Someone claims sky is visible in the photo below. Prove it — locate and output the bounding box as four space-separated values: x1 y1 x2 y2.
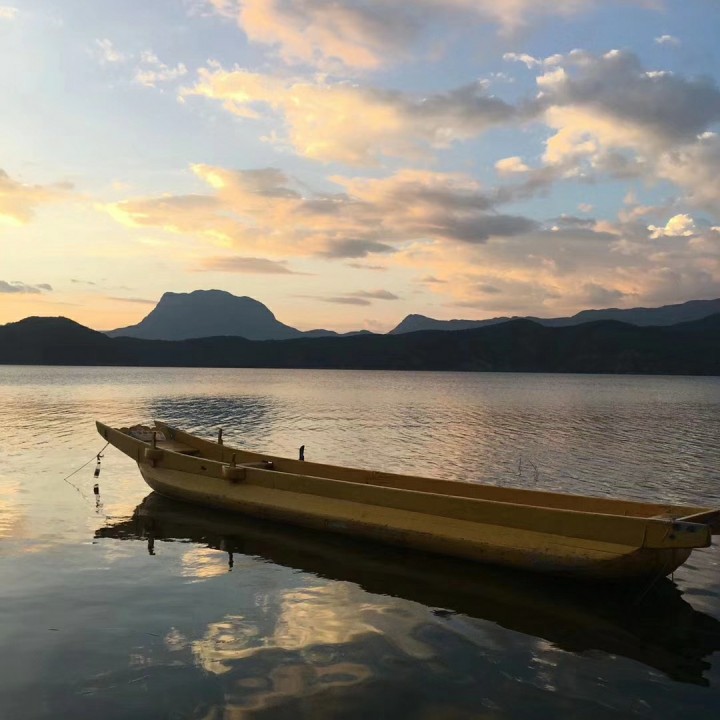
1 0 719 333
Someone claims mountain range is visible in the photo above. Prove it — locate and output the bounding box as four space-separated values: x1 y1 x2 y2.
104 290 720 340
389 298 720 334
2 313 719 375
2 290 719 374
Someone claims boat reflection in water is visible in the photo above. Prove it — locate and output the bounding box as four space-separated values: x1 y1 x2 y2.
97 493 720 687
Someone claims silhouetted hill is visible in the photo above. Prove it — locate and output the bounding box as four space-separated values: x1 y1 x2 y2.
105 289 371 340
107 289 304 341
0 317 126 365
390 314 510 334
2 314 719 374
302 329 375 338
390 298 720 334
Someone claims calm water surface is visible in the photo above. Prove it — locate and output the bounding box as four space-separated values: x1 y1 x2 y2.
1 366 719 719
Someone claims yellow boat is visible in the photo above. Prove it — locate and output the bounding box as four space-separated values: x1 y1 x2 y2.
96 420 719 582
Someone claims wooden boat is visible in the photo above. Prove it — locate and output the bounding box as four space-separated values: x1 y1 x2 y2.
96 420 719 581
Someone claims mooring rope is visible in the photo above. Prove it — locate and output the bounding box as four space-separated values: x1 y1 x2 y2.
60 442 110 500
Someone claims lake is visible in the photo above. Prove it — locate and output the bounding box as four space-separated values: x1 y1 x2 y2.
1 366 719 719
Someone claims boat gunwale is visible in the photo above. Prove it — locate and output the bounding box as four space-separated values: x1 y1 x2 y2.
154 421 717 522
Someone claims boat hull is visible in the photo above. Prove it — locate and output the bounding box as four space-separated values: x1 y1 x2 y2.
139 462 693 581
95 421 716 582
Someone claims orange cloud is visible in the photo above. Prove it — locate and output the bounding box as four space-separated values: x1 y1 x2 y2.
207 1 637 70
184 66 516 165
105 164 538 261
0 169 72 226
103 159 720 320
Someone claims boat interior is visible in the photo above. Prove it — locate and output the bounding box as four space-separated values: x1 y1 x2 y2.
142 421 719 529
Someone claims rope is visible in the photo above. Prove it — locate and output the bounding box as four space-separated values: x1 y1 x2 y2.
60 442 110 500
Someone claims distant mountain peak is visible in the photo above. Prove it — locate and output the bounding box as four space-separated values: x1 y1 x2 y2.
389 298 720 334
106 289 301 341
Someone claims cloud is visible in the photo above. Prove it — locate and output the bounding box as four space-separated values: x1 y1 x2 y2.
106 296 156 304
212 0 418 70
346 262 387 271
655 34 680 46
0 169 72 226
205 1 647 70
199 256 307 274
648 213 697 239
321 296 371 306
95 38 126 64
135 50 187 87
548 214 596 230
533 50 720 214
184 66 519 164
346 289 399 300
0 6 17 20
579 282 628 306
448 273 561 311
92 42 186 88
400 214 720 317
538 50 720 147
105 165 540 260
331 170 540 243
654 132 720 212
0 281 52 294
503 52 542 68
495 156 530 176
306 288 399 305
317 239 396 258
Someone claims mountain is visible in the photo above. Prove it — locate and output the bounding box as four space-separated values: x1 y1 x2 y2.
0 317 126 365
389 298 720 335
303 329 375 338
107 289 304 341
3 313 720 375
390 314 511 334
106 290 372 340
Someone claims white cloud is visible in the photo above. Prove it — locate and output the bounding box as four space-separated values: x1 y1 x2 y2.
135 51 188 87
0 6 17 21
95 38 126 64
503 52 542 68
655 34 680 46
495 156 530 176
648 214 697 239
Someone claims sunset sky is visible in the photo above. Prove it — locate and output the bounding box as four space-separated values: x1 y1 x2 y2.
1 0 719 332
